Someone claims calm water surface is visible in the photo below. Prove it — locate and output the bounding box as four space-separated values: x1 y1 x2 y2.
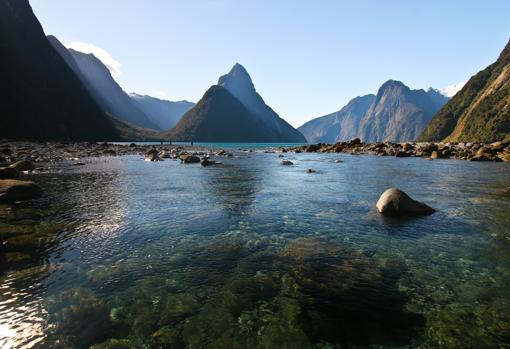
1 150 509 349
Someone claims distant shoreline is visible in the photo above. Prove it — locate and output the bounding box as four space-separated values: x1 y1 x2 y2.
1 139 509 166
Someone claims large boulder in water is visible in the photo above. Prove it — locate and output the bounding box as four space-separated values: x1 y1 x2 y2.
376 188 435 216
0 179 43 203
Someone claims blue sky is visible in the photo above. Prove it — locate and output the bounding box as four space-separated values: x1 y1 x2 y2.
31 0 510 127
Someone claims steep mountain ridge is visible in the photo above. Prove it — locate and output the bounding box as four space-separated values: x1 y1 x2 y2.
65 46 159 130
218 63 306 142
358 80 447 142
419 39 510 142
298 95 375 143
299 81 448 143
0 0 119 141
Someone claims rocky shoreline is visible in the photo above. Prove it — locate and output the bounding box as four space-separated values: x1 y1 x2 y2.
285 138 510 162
0 141 230 203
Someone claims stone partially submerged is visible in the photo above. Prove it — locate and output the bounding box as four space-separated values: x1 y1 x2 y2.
376 188 435 216
0 179 43 203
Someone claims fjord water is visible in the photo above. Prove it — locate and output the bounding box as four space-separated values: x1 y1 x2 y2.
1 151 509 349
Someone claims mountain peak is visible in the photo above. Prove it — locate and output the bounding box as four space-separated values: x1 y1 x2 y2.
379 79 407 90
218 62 255 91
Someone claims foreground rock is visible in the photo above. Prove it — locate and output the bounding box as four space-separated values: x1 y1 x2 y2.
376 188 435 216
0 179 43 203
200 158 222 166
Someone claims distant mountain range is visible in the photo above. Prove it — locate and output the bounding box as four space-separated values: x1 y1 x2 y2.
130 94 195 131
419 39 510 142
165 64 306 142
48 36 194 131
3 0 507 143
299 81 449 143
0 0 120 141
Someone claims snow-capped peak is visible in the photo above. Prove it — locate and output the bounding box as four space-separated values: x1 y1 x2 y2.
437 81 467 98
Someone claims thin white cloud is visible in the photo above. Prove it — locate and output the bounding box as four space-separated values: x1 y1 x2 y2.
155 90 167 98
66 41 122 78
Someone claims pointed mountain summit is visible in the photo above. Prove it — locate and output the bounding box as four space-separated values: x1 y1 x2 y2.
218 63 306 142
165 64 305 142
420 39 510 142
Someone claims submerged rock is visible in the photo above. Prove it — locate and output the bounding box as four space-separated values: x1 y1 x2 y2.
0 167 19 179
201 158 222 166
281 160 294 166
47 287 112 348
278 237 424 344
0 179 43 203
376 188 435 216
9 160 35 171
180 154 200 164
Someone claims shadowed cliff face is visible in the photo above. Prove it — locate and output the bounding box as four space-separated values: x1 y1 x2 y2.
163 85 271 142
0 0 119 141
419 40 510 142
299 81 448 143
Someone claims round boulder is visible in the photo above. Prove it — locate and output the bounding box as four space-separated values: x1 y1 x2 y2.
376 188 435 216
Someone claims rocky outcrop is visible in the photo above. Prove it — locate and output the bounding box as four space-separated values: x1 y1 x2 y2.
0 179 43 203
376 188 435 216
287 139 510 161
179 154 200 164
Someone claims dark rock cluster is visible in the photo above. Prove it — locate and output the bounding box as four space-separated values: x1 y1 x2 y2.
288 139 510 162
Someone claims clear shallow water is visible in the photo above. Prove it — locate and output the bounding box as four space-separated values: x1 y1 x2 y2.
1 152 509 349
